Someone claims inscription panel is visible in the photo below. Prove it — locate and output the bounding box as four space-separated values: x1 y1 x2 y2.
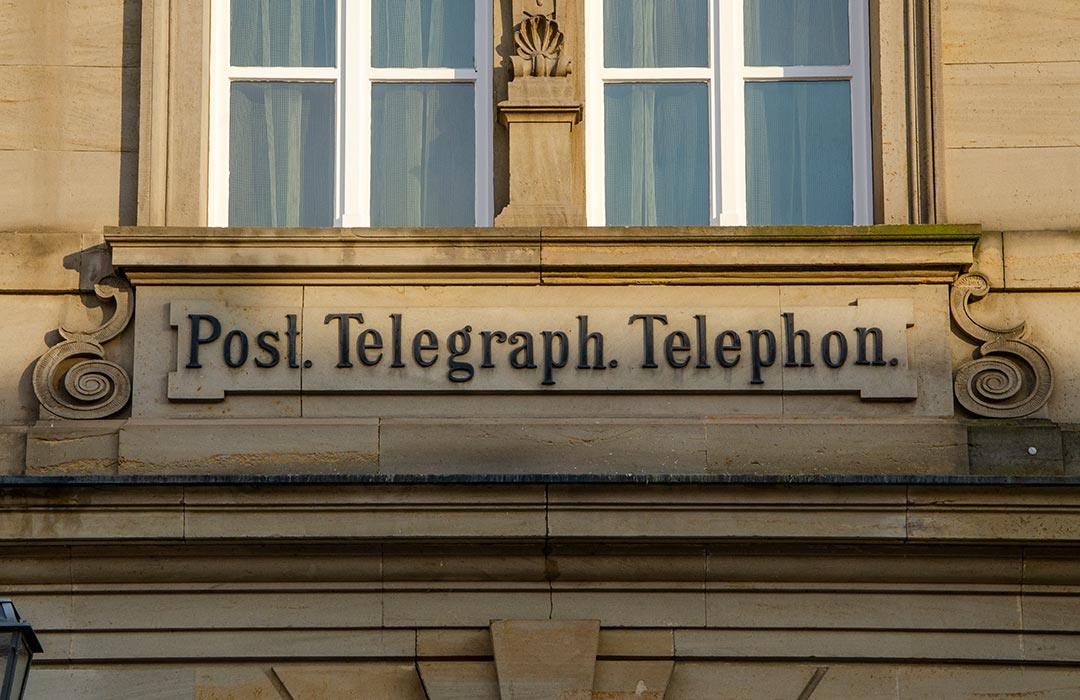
164 287 917 401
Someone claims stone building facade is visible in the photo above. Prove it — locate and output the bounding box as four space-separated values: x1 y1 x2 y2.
2 0 1080 698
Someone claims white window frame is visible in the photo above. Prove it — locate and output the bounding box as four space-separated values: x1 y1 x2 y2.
584 0 872 227
209 0 494 227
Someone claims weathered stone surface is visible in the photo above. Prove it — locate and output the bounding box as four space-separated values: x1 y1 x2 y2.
118 419 379 474
419 662 501 700
26 669 193 700
490 619 600 700
26 420 121 474
274 664 427 700
968 423 1064 475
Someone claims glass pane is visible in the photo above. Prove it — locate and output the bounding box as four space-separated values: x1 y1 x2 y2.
373 0 475 68
371 83 475 226
12 637 31 700
231 0 336 67
229 82 335 227
604 0 708 68
605 83 710 226
745 80 853 225
744 0 849 66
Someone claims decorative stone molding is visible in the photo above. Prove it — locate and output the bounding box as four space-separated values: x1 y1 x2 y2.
951 273 1053 418
511 13 572 78
33 275 134 419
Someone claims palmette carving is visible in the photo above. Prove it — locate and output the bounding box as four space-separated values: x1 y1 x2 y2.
512 13 572 77
951 273 1052 418
33 275 133 419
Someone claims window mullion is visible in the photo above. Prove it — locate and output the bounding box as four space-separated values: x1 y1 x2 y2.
208 0 231 226
850 0 873 225
585 0 605 226
719 0 747 226
344 0 371 227
474 0 494 226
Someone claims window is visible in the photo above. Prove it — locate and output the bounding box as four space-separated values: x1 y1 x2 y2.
209 0 494 227
585 0 871 227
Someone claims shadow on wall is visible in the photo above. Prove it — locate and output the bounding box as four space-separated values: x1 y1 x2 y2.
119 0 142 225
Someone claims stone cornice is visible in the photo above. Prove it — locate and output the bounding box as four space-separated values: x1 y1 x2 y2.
2 481 1078 546
105 225 981 285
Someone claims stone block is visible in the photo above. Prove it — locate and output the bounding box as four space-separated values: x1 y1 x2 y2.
908 487 1080 543
0 66 137 152
0 427 26 475
380 419 708 474
942 0 1080 64
547 485 908 542
943 62 1080 149
705 420 966 474
0 150 133 231
0 232 86 292
551 586 706 628
26 668 193 700
384 588 551 628
1003 230 1080 289
968 423 1064 476
897 665 1080 699
70 590 383 630
0 0 139 67
417 629 494 658
490 619 600 700
704 590 1021 631
118 419 379 474
182 485 547 541
418 662 501 700
26 420 121 474
944 147 1080 232
673 629 1023 662
666 663 897 700
598 630 675 659
593 660 674 700
69 629 415 661
274 664 427 700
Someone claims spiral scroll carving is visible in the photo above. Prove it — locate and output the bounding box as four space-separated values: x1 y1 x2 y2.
33 275 134 420
951 273 1053 419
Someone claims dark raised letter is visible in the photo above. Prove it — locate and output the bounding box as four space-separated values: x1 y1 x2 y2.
782 312 814 367
694 315 710 368
540 330 569 386
357 329 383 367
822 331 848 368
255 331 280 368
855 327 886 366
389 313 405 368
629 314 668 369
324 313 364 368
448 326 474 382
748 329 776 385
186 314 221 369
715 330 741 368
664 331 692 369
223 330 249 368
481 330 507 368
508 332 536 369
577 316 605 370
412 330 439 367
286 314 300 369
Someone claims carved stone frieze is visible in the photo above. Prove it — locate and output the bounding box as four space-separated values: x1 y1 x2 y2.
951 273 1053 419
511 13 572 77
33 275 134 420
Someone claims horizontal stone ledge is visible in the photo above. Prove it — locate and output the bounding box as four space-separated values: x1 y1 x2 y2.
7 474 1080 486
105 224 980 285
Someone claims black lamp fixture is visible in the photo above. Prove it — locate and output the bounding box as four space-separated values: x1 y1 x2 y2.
0 600 43 700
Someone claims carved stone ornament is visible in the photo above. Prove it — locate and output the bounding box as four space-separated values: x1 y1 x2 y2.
33 275 134 420
951 273 1053 419
511 13 572 77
